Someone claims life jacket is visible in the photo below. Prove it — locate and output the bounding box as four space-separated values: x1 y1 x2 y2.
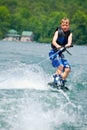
51 26 71 50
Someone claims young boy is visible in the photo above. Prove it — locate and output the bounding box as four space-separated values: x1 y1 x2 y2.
49 17 72 87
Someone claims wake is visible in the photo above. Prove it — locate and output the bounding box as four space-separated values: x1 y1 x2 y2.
0 64 48 90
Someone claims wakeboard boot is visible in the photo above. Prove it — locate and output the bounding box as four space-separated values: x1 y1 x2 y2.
53 74 63 89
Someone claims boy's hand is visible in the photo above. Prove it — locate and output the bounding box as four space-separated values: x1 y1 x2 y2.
58 47 66 56
60 47 66 52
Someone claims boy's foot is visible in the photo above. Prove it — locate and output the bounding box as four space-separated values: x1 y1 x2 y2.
60 79 66 87
53 74 62 86
53 74 66 88
53 74 60 83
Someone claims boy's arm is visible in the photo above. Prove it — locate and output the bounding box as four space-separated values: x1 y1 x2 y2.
52 31 61 49
65 33 72 48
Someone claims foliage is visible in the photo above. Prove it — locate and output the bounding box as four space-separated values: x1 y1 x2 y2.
0 0 87 45
72 10 87 45
0 6 10 37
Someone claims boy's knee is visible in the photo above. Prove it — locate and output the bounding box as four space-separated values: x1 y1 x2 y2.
59 65 64 70
65 67 71 73
69 67 71 72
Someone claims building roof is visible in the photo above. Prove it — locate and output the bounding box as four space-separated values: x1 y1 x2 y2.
21 31 33 36
7 29 20 37
8 29 17 34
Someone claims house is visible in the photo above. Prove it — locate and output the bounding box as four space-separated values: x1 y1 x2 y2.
20 31 34 42
5 29 20 41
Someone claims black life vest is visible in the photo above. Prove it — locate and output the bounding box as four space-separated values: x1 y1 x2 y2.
51 26 70 50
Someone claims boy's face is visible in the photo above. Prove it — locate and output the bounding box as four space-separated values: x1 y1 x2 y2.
61 21 70 32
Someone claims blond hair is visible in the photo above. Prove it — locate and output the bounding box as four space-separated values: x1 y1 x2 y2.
60 17 70 25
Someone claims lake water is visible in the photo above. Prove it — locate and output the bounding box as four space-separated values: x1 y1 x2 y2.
0 41 87 130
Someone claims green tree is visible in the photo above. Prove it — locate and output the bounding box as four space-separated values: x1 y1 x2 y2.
0 6 10 38
72 10 87 45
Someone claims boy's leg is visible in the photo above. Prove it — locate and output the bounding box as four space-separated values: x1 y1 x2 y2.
61 58 71 80
56 65 63 75
61 67 71 80
53 60 64 87
53 64 64 86
54 59 71 87
52 57 69 87
55 57 64 75
59 67 70 87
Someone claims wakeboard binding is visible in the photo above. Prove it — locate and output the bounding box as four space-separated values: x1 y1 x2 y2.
48 74 69 91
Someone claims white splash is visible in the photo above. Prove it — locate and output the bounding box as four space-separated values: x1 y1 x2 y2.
0 64 48 90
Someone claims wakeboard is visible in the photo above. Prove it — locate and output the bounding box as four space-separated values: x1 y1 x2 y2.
48 82 69 92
